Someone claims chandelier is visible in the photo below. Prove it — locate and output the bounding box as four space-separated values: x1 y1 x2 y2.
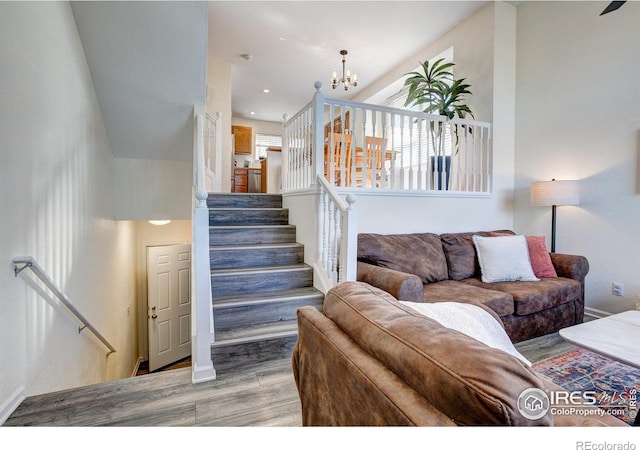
331 50 358 91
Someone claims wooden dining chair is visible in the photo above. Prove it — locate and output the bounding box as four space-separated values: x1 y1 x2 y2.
324 133 353 186
354 136 386 187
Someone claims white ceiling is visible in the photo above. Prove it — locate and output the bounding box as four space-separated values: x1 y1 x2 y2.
72 1 208 161
208 1 488 123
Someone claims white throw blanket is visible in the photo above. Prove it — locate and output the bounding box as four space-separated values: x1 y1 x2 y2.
399 301 531 366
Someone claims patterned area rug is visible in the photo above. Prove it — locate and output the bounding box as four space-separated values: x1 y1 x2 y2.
533 348 639 425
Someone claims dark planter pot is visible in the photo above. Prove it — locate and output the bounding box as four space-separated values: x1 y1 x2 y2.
430 155 451 190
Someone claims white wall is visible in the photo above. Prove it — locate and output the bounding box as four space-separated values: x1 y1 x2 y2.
0 2 138 419
113 158 192 220
207 59 234 192
514 1 640 314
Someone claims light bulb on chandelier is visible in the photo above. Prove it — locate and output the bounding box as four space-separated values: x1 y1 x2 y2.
331 50 358 91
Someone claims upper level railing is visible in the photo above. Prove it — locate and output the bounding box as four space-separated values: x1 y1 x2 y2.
282 82 492 194
12 256 116 356
281 83 492 291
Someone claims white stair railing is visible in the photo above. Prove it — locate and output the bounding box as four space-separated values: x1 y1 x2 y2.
204 112 223 193
282 82 492 194
192 105 216 383
282 82 492 290
314 175 357 291
12 256 116 357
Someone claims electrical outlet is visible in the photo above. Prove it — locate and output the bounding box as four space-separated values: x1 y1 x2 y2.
612 282 624 297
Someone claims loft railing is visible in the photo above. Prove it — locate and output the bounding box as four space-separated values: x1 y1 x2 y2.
282 82 492 194
315 175 357 290
12 256 116 356
192 105 216 383
281 83 492 290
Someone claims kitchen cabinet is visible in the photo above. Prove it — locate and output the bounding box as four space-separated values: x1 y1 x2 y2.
232 125 252 155
233 168 248 193
233 167 264 193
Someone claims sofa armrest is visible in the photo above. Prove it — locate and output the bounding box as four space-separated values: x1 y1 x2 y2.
357 262 423 302
549 253 589 282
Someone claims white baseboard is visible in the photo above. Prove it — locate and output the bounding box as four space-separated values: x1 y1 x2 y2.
312 261 331 294
192 363 216 384
584 307 612 319
0 387 25 425
130 357 145 378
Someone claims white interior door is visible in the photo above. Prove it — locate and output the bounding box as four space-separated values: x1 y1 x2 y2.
147 244 192 372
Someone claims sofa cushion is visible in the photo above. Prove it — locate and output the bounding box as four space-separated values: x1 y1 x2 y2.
440 230 514 280
399 301 531 366
461 277 582 316
490 232 557 278
473 235 539 283
323 281 553 426
358 233 448 283
421 280 515 317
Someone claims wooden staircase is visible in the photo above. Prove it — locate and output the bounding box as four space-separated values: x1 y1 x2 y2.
207 193 324 371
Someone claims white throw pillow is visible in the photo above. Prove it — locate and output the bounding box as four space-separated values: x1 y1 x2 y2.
400 301 532 366
473 234 539 283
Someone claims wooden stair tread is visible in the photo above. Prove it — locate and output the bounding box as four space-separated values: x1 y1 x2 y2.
211 264 311 276
206 193 316 368
210 242 303 251
213 287 323 307
212 320 299 346
209 224 295 230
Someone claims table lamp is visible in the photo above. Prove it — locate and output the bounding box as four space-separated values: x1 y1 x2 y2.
530 179 580 252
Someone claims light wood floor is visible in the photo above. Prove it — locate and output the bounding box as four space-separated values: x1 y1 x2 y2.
4 330 574 427
5 357 301 427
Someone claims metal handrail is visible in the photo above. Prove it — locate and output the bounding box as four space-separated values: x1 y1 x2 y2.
12 256 116 356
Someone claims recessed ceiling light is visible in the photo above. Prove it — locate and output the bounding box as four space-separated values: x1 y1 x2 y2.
250 111 255 115
263 89 270 94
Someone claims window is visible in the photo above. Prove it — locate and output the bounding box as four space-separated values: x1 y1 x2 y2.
383 47 454 111
255 133 282 159
379 48 455 166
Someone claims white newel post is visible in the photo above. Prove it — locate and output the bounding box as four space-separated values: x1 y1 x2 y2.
192 107 216 383
341 194 358 282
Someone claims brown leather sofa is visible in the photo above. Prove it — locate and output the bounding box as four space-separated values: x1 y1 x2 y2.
356 230 588 342
292 282 626 426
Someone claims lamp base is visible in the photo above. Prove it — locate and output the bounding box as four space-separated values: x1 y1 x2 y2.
551 204 557 253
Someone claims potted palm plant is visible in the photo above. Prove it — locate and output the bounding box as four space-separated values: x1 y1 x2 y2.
403 58 474 189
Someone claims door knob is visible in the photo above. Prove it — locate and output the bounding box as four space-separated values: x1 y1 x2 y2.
151 313 157 319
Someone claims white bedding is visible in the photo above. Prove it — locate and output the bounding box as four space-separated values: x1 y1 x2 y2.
400 301 531 366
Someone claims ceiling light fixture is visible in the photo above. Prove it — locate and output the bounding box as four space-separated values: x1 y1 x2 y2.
331 50 358 91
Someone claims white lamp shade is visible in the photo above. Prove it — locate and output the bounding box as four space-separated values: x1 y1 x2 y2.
530 180 580 206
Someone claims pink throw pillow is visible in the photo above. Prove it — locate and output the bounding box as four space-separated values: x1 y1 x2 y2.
489 233 557 278
525 236 558 278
